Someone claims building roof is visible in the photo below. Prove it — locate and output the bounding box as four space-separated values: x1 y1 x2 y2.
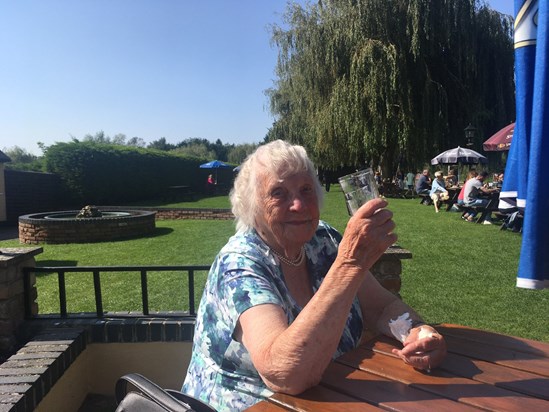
0 150 12 163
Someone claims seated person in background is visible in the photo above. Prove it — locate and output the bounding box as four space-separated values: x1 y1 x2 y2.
463 171 498 224
458 171 478 206
182 140 446 411
445 169 458 187
415 169 431 195
459 171 478 221
496 170 504 188
206 174 216 194
430 171 449 213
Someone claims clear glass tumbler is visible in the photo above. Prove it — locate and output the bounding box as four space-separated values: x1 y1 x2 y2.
338 168 380 215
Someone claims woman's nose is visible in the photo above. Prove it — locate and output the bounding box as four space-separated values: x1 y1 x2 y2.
289 195 305 210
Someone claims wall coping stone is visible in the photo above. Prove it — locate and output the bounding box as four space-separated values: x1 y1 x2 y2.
0 248 43 268
0 316 197 411
381 245 412 260
0 327 86 411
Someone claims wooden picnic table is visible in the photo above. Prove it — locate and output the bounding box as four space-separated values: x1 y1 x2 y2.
246 323 549 411
443 185 462 211
164 185 196 201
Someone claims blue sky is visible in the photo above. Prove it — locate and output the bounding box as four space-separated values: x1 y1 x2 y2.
1 0 514 155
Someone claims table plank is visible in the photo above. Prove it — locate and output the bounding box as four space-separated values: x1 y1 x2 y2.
443 352 549 401
337 347 549 411
321 362 482 411
363 325 549 378
364 337 549 400
245 401 290 412
440 331 549 377
270 384 382 411
437 324 549 358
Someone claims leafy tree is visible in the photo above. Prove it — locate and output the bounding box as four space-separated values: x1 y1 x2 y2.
227 143 260 164
147 137 176 151
173 137 234 161
213 138 233 162
127 136 146 147
171 143 216 160
80 131 144 148
111 133 127 145
267 0 515 175
2 146 36 163
83 130 109 144
2 146 44 171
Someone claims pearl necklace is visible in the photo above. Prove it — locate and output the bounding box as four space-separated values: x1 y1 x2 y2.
271 246 305 267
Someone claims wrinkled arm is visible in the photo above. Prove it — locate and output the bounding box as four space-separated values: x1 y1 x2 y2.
356 273 447 370
236 199 396 394
237 262 364 394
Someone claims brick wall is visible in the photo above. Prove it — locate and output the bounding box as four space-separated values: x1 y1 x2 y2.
153 208 233 220
0 248 41 357
18 211 157 244
100 206 234 221
370 246 411 296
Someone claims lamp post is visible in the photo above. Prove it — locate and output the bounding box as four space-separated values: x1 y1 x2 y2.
464 123 476 148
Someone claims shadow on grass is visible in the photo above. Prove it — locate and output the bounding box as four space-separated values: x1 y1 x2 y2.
104 227 174 241
144 227 174 238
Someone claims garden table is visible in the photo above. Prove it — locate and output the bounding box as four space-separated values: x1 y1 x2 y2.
246 323 549 411
443 186 461 211
165 185 196 201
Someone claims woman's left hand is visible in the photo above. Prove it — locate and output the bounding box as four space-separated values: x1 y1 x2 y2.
391 325 447 371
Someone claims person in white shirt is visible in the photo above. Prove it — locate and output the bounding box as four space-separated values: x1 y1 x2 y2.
429 171 449 213
463 171 498 224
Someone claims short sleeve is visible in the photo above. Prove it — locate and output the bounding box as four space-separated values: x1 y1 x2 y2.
215 252 289 330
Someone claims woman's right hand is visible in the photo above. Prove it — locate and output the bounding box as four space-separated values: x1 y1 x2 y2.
337 198 397 271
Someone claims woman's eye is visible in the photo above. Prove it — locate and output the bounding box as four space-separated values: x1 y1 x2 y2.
270 188 285 198
302 185 314 195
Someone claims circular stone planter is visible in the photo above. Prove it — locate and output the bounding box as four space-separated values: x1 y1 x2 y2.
18 209 156 244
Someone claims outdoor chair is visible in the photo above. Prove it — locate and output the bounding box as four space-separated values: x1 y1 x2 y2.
500 210 523 232
402 186 416 199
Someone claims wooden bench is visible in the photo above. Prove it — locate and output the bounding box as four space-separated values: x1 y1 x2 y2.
418 193 433 205
164 185 197 202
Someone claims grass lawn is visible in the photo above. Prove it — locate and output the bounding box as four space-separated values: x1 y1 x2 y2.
3 188 547 342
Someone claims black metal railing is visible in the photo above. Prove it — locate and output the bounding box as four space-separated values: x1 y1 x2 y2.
23 265 211 319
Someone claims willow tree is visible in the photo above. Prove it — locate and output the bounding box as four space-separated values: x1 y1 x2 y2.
266 0 514 174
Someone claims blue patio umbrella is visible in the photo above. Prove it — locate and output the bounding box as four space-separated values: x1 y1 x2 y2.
199 160 232 181
499 0 549 289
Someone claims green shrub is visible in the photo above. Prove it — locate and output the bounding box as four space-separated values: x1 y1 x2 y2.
44 142 204 204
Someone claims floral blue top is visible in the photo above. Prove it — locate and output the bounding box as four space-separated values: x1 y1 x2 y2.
182 221 364 411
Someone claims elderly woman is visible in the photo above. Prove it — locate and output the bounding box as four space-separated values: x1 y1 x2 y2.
182 140 446 411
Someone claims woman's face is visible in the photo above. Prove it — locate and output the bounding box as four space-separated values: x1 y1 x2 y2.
255 170 320 251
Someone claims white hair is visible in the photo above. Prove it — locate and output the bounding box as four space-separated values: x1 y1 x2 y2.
229 140 324 232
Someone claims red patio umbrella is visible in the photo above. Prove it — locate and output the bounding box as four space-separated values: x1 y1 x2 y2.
483 122 515 151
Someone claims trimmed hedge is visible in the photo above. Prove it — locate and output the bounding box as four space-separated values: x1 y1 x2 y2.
44 142 207 204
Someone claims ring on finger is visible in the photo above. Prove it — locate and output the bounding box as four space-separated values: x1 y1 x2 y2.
424 355 431 374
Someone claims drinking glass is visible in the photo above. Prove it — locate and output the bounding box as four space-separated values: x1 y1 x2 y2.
338 169 380 215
